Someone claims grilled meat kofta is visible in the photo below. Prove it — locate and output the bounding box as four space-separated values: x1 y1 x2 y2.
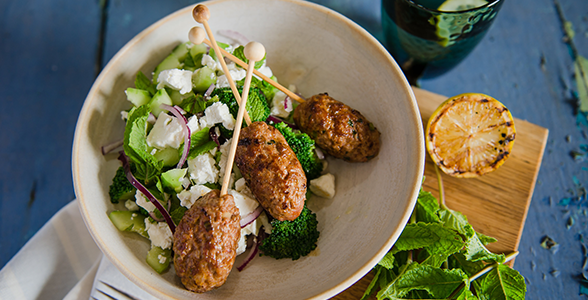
173 190 241 293
293 93 381 162
235 121 307 221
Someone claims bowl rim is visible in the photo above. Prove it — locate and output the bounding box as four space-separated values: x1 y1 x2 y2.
72 0 425 298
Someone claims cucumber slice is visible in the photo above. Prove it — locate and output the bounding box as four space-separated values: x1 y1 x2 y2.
125 88 151 107
153 55 181 83
168 89 195 106
161 168 187 193
192 66 217 93
146 246 172 274
108 210 148 238
190 43 208 58
149 89 173 116
154 147 180 167
171 42 190 62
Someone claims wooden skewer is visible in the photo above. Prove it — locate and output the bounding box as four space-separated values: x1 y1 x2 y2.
191 5 253 125
188 27 304 104
220 42 266 196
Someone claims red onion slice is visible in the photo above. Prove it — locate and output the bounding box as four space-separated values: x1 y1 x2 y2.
174 105 187 115
147 113 157 124
101 138 124 155
284 96 290 110
218 30 250 45
266 116 298 130
118 151 176 232
237 235 261 272
160 104 191 168
204 84 215 98
240 205 263 228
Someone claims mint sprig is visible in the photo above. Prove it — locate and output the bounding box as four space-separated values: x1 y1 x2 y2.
362 186 526 299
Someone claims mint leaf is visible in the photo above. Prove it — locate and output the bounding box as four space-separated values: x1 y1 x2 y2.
477 264 526 300
361 266 383 300
378 251 396 269
414 189 440 223
457 288 479 300
395 223 464 259
463 233 505 263
477 232 498 245
449 252 485 277
134 71 156 96
439 206 476 239
378 265 469 299
123 105 163 177
233 45 266 69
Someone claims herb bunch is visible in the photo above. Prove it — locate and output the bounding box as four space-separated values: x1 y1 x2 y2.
362 188 527 300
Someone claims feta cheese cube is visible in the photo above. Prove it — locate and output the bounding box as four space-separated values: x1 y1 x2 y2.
203 102 235 130
215 68 247 88
229 189 259 217
124 199 139 211
146 112 184 149
144 220 173 250
234 177 255 198
270 90 293 118
201 54 222 72
186 115 201 134
188 153 219 184
156 69 194 95
135 190 155 212
177 185 213 209
309 173 336 199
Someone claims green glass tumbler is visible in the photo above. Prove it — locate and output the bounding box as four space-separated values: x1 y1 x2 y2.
381 0 503 83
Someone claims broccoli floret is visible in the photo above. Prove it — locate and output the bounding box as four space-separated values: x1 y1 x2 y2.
273 122 323 181
108 166 136 204
211 86 270 123
259 206 319 260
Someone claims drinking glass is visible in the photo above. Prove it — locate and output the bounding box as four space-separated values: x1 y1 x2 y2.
381 0 503 83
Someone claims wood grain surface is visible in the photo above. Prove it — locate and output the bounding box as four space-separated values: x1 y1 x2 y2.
332 87 548 299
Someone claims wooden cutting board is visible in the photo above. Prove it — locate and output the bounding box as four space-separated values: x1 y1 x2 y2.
332 87 549 299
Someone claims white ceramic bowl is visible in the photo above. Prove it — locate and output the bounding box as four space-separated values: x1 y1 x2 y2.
72 0 424 299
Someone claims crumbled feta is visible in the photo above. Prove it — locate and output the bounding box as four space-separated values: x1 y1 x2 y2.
309 173 336 198
234 178 255 198
202 102 235 130
124 199 139 211
146 112 184 149
186 115 201 134
201 54 222 72
135 190 155 212
120 110 129 121
188 153 219 184
181 177 191 189
236 233 248 255
158 254 167 264
156 69 194 94
177 185 213 209
270 90 293 118
215 68 247 88
145 220 173 250
229 189 259 217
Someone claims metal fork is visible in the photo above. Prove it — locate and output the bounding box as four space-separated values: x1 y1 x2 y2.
92 280 140 300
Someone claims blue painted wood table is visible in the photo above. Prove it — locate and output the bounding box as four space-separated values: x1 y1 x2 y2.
1 0 587 299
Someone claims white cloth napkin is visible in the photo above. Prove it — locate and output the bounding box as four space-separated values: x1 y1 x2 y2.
0 200 158 300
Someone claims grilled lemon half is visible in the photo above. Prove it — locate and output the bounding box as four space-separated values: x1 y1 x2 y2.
425 93 516 178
